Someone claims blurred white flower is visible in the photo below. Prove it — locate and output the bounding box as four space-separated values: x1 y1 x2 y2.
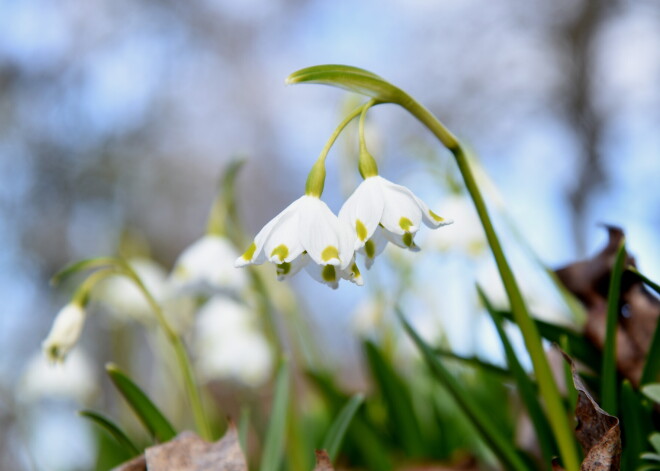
351 296 386 337
19 349 97 403
426 195 486 255
96 257 167 324
171 235 248 295
236 195 360 289
193 297 273 387
339 176 452 264
42 303 86 363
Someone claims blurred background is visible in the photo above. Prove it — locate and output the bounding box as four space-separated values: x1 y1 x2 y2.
1 0 660 469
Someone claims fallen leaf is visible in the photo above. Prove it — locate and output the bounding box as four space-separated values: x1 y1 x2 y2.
313 450 334 471
113 423 247 471
561 352 621 471
555 225 660 385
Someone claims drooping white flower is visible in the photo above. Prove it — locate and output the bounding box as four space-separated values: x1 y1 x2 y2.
96 257 167 324
339 175 452 263
42 303 86 363
235 195 359 288
193 296 273 387
19 349 97 403
171 235 248 295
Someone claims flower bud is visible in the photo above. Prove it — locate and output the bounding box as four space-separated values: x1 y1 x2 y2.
42 303 86 363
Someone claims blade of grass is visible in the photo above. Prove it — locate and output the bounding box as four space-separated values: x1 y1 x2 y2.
479 287 556 469
601 240 626 415
322 394 364 461
628 267 660 385
79 410 140 457
238 405 251 457
363 340 426 457
105 363 176 443
497 310 600 371
620 380 650 470
433 348 513 379
396 308 530 471
260 359 290 471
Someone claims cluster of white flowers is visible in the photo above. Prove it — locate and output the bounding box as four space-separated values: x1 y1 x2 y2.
235 174 452 288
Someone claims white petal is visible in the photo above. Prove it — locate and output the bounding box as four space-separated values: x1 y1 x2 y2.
413 194 454 229
339 257 364 286
299 196 345 267
377 177 423 236
383 228 421 252
358 226 389 269
275 253 309 281
263 208 304 264
42 304 87 363
304 261 340 289
338 177 384 250
235 197 304 267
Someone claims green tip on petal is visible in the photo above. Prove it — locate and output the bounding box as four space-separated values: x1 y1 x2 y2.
276 262 291 277
352 263 361 277
242 242 257 261
399 217 414 231
402 233 414 248
321 246 340 262
270 244 289 262
322 265 337 282
364 239 376 258
356 220 368 241
429 210 444 222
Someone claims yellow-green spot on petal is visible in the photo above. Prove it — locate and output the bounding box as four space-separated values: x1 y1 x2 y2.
429 210 445 222
403 233 414 247
399 217 414 231
322 265 336 282
351 263 361 278
364 239 375 258
242 242 257 260
321 246 339 262
276 262 291 276
356 219 368 241
270 244 289 262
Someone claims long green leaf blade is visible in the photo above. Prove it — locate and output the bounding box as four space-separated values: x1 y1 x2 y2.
105 363 176 442
322 394 364 461
601 240 627 415
79 410 140 457
260 359 290 471
363 341 426 456
396 308 530 471
629 268 660 385
479 287 556 469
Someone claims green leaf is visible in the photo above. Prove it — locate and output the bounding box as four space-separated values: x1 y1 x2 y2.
238 406 250 459
497 310 600 371
286 65 404 103
629 269 660 384
105 363 176 443
322 394 364 461
396 308 530 471
363 340 426 457
79 410 140 457
259 359 290 471
601 240 627 415
650 433 660 454
620 380 647 470
433 348 514 379
642 453 660 463
641 384 660 403
479 287 556 469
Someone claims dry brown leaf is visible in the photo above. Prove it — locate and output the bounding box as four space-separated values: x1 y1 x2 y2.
313 450 334 471
113 423 247 471
561 352 621 471
555 226 660 385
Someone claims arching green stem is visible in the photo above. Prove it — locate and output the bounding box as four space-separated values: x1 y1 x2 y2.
358 102 379 178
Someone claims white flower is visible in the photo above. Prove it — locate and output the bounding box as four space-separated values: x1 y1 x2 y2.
19 350 97 403
339 175 452 265
171 235 248 295
42 303 86 363
96 257 167 324
193 297 273 387
426 195 486 255
235 195 359 288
